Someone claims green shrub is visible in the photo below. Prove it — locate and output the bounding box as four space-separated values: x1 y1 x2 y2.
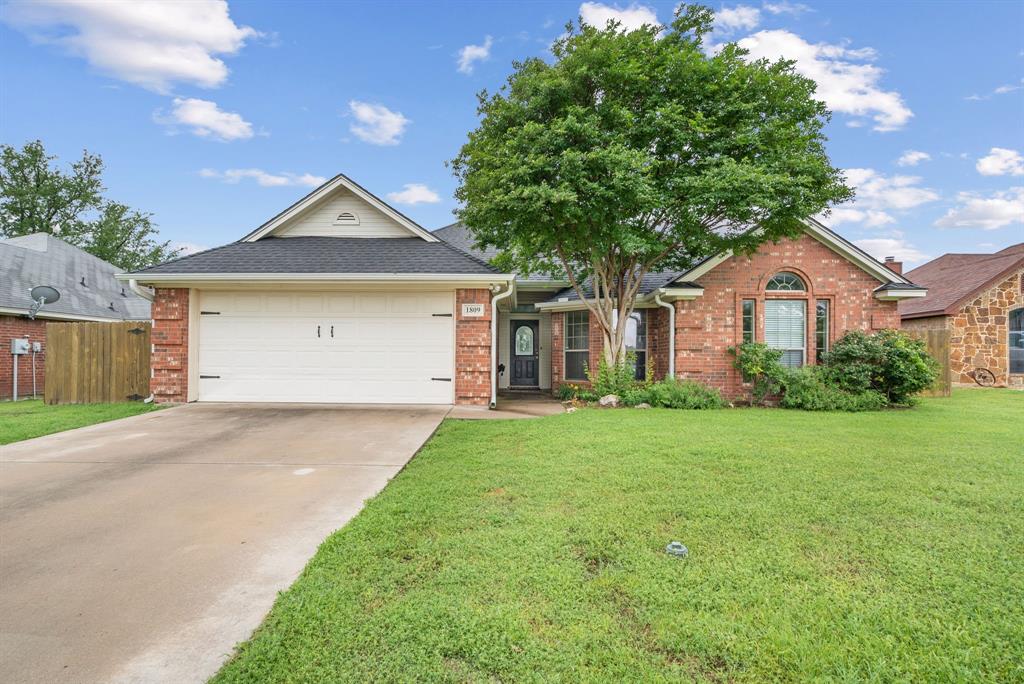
645 379 725 409
821 329 939 405
728 343 786 405
620 386 649 407
556 383 578 401
778 367 888 412
586 353 642 398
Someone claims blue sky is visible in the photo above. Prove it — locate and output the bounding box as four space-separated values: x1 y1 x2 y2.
1 0 1022 266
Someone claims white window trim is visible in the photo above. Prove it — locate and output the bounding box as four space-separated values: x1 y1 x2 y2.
564 310 589 381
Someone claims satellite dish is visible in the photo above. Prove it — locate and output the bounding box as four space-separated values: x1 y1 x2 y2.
31 285 61 304
28 285 60 319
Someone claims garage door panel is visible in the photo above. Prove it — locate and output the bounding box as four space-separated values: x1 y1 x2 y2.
198 291 455 404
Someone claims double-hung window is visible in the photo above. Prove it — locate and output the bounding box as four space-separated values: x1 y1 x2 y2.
765 300 806 368
624 310 647 380
1010 308 1024 374
564 310 590 380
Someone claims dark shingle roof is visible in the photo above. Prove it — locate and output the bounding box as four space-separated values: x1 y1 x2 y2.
131 236 502 275
1 233 150 320
899 243 1024 318
433 222 567 284
543 270 693 303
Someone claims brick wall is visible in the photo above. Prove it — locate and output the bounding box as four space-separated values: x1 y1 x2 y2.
904 268 1024 387
455 288 492 405
0 315 47 400
676 232 899 398
151 288 189 403
548 233 901 399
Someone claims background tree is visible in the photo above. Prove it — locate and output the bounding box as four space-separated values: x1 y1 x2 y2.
0 140 177 269
451 4 852 366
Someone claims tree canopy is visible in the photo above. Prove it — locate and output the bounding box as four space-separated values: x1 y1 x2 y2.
0 140 178 270
451 4 852 365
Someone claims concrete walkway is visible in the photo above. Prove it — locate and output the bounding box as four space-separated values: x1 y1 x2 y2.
448 394 565 420
0 403 448 683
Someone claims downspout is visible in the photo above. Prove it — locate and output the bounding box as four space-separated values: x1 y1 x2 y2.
490 283 515 409
127 278 155 302
654 290 675 380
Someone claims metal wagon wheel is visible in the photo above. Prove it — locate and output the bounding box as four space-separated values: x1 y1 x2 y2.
973 368 996 387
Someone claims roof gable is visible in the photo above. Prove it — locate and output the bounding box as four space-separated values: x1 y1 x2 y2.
242 174 438 243
675 218 913 286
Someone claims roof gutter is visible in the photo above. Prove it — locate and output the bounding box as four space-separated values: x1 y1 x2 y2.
116 272 515 285
127 278 155 302
490 282 516 409
653 290 675 380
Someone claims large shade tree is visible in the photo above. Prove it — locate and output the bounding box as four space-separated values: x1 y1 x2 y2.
451 4 852 366
0 140 178 270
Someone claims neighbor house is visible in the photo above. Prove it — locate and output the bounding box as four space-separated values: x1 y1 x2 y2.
1 233 152 399
900 243 1024 388
121 174 925 407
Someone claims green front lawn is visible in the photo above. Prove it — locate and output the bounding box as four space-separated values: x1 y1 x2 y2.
0 399 160 445
214 390 1023 683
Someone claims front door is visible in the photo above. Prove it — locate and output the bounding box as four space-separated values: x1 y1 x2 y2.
510 320 540 386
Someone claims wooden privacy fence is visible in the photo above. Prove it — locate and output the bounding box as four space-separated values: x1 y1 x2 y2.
904 328 952 397
45 322 151 404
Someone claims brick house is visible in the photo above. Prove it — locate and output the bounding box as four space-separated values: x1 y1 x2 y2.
900 243 1024 388
1 233 151 400
123 174 924 407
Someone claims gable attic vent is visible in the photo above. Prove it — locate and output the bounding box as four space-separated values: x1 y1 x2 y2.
333 211 360 226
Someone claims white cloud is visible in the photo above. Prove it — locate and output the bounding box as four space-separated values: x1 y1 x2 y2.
171 241 208 255
2 0 258 93
763 1 811 15
578 2 659 32
157 97 254 141
386 184 441 205
935 187 1024 230
736 30 912 131
457 35 493 74
854 237 931 265
348 100 409 146
827 208 895 228
199 168 326 188
715 6 760 33
896 150 931 167
820 168 939 229
976 147 1024 176
843 168 940 210
993 83 1019 94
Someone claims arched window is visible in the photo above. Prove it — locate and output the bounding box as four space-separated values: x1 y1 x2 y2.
1010 308 1024 374
766 272 806 291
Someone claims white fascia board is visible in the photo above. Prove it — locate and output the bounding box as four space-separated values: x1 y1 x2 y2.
241 174 439 243
0 306 132 323
646 287 704 301
671 219 912 287
874 288 928 301
116 272 515 287
533 296 662 312
802 218 912 285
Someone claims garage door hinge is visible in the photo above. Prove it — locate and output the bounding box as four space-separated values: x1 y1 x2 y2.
200 375 221 379
431 313 453 317
200 311 221 315
431 377 452 382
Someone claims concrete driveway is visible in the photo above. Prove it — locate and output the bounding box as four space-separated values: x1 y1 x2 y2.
0 403 449 683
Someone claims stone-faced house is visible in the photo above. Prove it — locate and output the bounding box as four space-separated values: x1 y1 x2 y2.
121 174 925 407
900 243 1024 388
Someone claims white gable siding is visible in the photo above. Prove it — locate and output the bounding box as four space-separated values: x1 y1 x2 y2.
273 189 414 238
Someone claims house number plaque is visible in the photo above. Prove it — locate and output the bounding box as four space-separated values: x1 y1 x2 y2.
461 303 485 317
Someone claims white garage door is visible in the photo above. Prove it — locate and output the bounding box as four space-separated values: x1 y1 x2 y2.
197 291 455 404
